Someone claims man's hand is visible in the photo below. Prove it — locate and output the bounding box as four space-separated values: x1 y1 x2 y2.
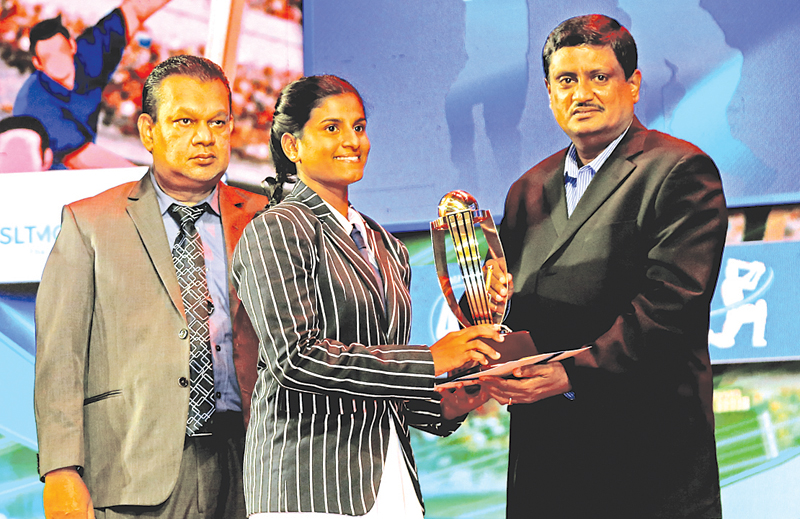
43 467 95 519
436 382 491 420
430 324 503 376
484 258 512 316
480 362 571 405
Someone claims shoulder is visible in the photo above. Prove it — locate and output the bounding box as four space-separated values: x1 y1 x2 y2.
508 147 567 198
67 181 137 216
245 198 320 239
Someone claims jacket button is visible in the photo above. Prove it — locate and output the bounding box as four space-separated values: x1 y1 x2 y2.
179 377 189 388
179 328 189 339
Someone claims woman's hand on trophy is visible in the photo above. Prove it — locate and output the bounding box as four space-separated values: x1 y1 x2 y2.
436 381 491 419
484 258 513 315
430 324 503 376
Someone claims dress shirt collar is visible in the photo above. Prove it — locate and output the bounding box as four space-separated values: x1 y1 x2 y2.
564 123 631 180
150 170 220 216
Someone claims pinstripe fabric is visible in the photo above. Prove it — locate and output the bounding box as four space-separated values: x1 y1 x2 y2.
232 182 460 515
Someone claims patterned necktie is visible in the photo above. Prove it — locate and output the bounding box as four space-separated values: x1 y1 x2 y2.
168 203 215 436
350 226 385 306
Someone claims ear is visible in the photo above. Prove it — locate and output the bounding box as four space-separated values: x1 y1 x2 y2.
31 55 43 72
42 147 53 170
281 132 300 163
137 113 155 153
628 69 642 104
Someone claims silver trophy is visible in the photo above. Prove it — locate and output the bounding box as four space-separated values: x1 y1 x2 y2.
430 190 508 328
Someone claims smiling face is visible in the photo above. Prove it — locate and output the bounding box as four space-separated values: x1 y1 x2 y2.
281 92 370 212
546 44 641 162
137 75 233 203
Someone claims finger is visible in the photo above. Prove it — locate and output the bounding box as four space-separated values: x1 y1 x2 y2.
469 339 501 361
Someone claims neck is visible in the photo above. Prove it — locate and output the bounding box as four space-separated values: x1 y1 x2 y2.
48 70 76 91
153 177 216 206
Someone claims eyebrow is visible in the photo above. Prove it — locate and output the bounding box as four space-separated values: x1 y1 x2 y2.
172 108 229 119
319 117 367 124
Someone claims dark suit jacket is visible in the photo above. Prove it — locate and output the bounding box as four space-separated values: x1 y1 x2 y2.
34 173 266 508
500 118 727 518
231 181 460 516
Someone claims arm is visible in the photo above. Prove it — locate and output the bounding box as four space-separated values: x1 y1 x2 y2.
488 152 727 404
62 143 135 170
119 0 173 39
35 207 95 511
232 209 499 400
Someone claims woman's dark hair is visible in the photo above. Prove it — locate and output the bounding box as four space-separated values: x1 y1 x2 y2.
542 14 638 81
265 75 363 203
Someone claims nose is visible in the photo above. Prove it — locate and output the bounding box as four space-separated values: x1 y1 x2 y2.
573 79 594 102
192 122 215 146
341 126 361 149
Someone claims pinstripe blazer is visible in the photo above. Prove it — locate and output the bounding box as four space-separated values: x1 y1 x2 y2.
231 181 459 516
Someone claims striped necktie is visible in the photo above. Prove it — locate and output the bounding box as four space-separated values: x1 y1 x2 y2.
565 165 595 217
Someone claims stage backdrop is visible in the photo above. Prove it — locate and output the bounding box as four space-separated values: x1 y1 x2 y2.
304 0 800 231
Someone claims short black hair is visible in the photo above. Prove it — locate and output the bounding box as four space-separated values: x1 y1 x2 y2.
0 115 50 154
141 55 232 122
29 15 71 57
543 14 638 80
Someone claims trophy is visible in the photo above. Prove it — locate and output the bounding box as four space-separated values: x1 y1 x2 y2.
431 190 590 388
430 190 508 328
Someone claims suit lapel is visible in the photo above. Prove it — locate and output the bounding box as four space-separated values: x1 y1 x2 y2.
544 121 646 260
126 174 184 318
291 183 389 324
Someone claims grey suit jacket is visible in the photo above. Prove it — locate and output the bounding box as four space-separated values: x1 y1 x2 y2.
232 181 459 516
34 173 266 508
500 118 727 518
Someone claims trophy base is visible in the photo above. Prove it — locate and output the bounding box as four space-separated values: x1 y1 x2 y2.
446 330 538 381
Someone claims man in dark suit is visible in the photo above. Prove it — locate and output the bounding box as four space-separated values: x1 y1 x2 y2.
34 55 266 518
481 15 727 518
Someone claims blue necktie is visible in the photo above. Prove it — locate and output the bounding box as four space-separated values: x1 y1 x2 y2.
350 226 385 306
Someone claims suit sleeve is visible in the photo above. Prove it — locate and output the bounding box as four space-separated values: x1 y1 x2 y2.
34 205 94 477
231 208 438 401
569 152 727 391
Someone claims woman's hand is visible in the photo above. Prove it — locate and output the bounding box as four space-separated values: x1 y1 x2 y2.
430 324 503 376
436 382 490 419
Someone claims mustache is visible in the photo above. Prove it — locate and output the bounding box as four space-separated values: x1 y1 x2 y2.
572 102 604 113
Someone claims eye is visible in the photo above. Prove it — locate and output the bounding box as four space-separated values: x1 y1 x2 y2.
325 124 338 133
595 74 608 82
178 118 192 125
210 119 227 127
559 76 574 86
354 123 365 133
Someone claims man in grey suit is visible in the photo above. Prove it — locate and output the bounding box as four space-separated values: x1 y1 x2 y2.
481 15 727 518
34 55 266 518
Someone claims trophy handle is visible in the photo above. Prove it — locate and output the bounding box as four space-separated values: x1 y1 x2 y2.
431 223 474 329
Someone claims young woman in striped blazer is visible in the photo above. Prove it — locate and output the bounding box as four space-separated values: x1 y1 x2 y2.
232 75 504 518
